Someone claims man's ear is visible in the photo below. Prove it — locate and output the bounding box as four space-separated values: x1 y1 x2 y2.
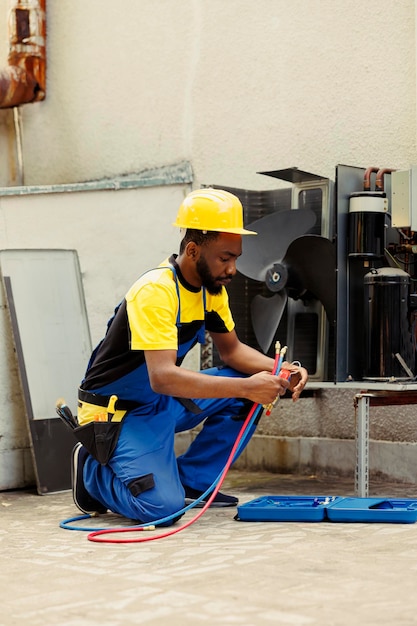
185 241 199 260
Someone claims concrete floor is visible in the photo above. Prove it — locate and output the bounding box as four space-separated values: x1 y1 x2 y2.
2 471 417 626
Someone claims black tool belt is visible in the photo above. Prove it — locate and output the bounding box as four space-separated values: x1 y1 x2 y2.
78 388 140 413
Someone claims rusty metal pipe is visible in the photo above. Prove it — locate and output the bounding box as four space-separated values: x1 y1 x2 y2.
0 64 38 107
0 0 46 109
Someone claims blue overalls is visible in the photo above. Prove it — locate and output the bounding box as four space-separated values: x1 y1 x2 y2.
82 267 255 523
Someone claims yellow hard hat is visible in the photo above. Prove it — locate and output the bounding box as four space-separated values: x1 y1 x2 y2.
173 188 257 235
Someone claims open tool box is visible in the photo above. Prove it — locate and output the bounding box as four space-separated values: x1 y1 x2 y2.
235 496 417 524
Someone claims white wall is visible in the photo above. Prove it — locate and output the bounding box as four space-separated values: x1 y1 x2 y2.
0 1 415 189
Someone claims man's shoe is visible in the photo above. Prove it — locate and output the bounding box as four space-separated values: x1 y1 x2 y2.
71 443 107 515
184 485 238 508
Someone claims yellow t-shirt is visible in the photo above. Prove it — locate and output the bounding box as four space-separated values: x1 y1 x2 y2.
82 256 235 389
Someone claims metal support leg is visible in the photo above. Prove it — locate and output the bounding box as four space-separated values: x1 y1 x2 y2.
355 394 370 497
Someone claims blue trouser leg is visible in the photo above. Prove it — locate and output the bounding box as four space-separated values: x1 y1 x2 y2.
176 407 256 491
176 367 256 490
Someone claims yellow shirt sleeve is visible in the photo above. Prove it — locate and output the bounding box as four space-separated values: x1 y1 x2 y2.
126 280 179 351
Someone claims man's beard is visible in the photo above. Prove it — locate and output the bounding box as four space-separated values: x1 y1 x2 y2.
196 255 225 295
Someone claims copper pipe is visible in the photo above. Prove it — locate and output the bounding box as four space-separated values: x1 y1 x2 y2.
363 167 380 191
375 168 396 191
0 0 46 109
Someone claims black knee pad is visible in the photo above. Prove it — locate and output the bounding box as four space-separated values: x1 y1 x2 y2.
127 473 155 497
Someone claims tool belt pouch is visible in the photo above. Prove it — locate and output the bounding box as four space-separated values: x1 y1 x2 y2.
73 421 122 465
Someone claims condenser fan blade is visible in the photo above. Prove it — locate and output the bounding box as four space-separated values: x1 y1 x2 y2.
237 209 317 282
251 292 288 353
283 235 337 325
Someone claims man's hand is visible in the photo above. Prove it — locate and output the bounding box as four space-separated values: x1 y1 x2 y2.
244 371 290 405
280 361 308 402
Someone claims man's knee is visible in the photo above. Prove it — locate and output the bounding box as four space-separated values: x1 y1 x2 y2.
126 482 185 524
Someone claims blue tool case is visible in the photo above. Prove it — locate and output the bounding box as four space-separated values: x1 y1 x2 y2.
235 495 417 524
